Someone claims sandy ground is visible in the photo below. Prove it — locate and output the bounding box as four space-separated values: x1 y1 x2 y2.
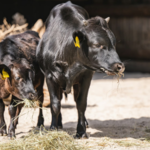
1 72 150 149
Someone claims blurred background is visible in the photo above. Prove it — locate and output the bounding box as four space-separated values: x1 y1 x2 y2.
1 0 150 72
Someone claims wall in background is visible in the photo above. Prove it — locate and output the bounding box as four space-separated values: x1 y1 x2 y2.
1 0 150 72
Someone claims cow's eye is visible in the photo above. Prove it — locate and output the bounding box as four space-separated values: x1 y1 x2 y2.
15 77 20 80
20 78 25 83
92 44 100 48
102 46 107 50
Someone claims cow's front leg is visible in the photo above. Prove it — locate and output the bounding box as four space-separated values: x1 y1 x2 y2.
8 96 17 138
84 116 89 128
46 77 62 130
0 99 7 136
14 103 24 129
37 91 44 127
73 71 93 139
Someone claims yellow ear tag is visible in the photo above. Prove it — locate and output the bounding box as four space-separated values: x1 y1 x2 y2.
74 36 80 48
1 69 9 80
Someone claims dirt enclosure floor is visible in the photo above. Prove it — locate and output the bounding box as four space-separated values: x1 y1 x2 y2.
1 72 150 149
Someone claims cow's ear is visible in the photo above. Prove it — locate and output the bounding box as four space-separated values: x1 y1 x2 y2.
73 31 89 59
105 17 110 23
72 31 85 48
0 64 11 81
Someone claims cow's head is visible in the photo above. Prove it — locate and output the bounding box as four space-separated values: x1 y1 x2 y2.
73 16 125 75
0 58 37 100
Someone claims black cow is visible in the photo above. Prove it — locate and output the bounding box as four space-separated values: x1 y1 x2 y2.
36 1 125 138
0 31 44 138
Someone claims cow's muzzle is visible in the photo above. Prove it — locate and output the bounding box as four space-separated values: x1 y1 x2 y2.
100 63 125 76
113 63 125 74
28 92 38 100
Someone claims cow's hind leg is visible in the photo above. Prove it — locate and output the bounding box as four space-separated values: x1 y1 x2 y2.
37 74 44 127
58 112 63 129
73 71 93 139
0 99 7 136
46 77 62 130
8 96 18 138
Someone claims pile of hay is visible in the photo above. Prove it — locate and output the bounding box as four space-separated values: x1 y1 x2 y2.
1 100 87 150
0 129 87 150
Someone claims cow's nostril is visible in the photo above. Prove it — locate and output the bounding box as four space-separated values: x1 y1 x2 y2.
117 64 122 71
115 63 125 73
29 93 36 100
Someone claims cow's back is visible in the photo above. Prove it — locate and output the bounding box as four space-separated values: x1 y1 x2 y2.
45 1 89 29
0 31 40 83
7 31 39 64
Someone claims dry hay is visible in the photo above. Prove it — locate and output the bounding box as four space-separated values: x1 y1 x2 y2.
116 72 124 83
0 129 87 150
0 100 87 150
104 71 124 82
14 98 40 108
0 16 46 42
0 18 28 42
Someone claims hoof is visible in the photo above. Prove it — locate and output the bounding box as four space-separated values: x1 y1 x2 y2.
37 124 44 128
86 125 89 128
81 133 88 139
8 134 16 140
58 126 63 129
73 134 80 139
8 130 16 139
37 123 44 128
0 129 7 136
8 135 16 139
50 126 57 130
74 133 88 139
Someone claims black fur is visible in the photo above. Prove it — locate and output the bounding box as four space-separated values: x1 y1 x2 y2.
36 1 124 138
0 31 44 138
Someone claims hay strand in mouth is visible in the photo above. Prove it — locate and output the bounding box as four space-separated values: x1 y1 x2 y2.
104 70 124 83
103 71 124 91
0 128 87 150
115 72 124 83
12 97 46 124
0 99 41 132
14 98 40 108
